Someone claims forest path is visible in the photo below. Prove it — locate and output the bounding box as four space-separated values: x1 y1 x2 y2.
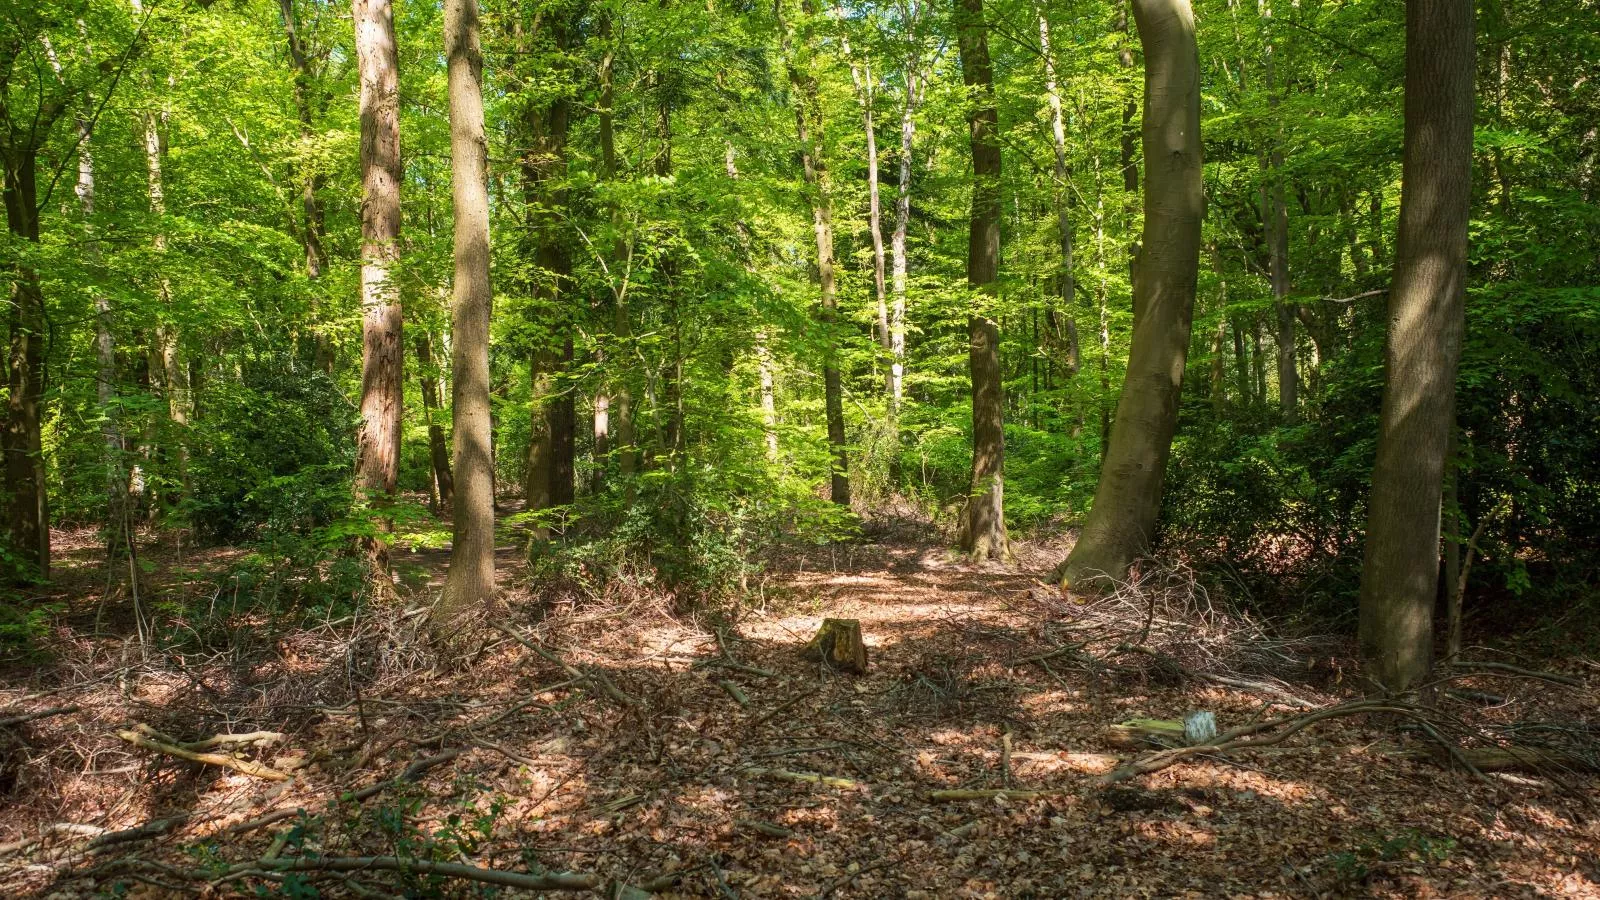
4 521 1597 897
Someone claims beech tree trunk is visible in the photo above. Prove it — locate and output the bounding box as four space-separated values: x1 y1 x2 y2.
849 55 893 402
597 31 635 482
279 0 333 373
889 59 920 410
1358 0 1474 695
141 104 191 508
437 0 496 627
955 0 1008 561
415 331 453 512
1059 0 1202 589
1039 5 1080 377
354 0 404 578
786 3 849 505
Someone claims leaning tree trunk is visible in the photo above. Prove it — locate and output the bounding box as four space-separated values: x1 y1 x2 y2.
436 0 496 629
1058 0 1202 589
955 0 1008 561
354 0 404 582
1357 0 1474 696
786 3 849 506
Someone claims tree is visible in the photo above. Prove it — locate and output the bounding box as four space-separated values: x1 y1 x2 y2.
1357 0 1475 695
955 0 1007 561
354 0 404 578
1058 0 1202 589
436 0 495 627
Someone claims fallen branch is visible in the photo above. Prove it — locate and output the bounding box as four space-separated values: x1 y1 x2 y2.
0 705 80 728
226 855 600 892
928 788 1068 802
117 729 290 781
742 767 860 789
714 679 750 708
490 621 638 708
1451 660 1583 688
221 749 464 838
179 731 284 752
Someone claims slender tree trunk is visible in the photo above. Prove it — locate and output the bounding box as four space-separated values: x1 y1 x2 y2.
524 348 555 511
786 3 849 505
1059 0 1202 588
849 57 893 401
1260 6 1296 421
758 332 780 462
437 0 496 627
1039 5 1080 377
956 0 1008 561
279 0 333 373
140 104 191 507
415 331 454 512
1 150 49 579
354 0 404 581
1358 0 1474 695
597 33 635 483
889 62 920 409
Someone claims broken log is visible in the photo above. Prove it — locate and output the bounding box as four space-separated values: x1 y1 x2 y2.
800 618 868 674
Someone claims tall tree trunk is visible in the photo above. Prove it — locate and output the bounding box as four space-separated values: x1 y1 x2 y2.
437 0 496 627
415 331 454 512
1 150 49 579
354 0 404 580
1039 5 1080 377
597 32 635 483
889 60 920 410
785 3 849 505
279 0 333 373
524 348 555 511
848 55 893 402
955 0 1008 560
1357 0 1474 695
1059 0 1202 588
1261 14 1296 421
141 105 191 507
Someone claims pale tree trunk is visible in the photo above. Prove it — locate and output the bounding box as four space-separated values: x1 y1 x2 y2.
437 0 496 628
1059 0 1202 589
1261 6 1296 420
785 2 849 506
758 332 780 462
889 58 920 409
1038 4 1080 377
955 0 1008 561
847 52 893 402
1357 0 1474 696
2 149 50 579
415 331 453 512
597 33 635 482
354 0 404 581
141 103 191 506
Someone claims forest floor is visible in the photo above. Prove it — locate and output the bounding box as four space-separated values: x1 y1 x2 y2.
1 513 1598 898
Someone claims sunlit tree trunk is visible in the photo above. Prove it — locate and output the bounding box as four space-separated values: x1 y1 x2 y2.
1358 0 1474 696
955 0 1008 560
847 52 893 403
1059 0 1202 588
889 54 920 409
597 32 635 483
141 102 191 507
354 0 404 582
415 331 453 512
437 0 496 628
279 0 333 373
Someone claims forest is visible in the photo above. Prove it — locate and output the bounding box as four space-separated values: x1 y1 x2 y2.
0 0 1597 894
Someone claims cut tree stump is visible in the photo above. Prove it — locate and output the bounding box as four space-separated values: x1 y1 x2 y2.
801 618 868 674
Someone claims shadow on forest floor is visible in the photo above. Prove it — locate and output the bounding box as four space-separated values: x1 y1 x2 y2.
1 513 1598 897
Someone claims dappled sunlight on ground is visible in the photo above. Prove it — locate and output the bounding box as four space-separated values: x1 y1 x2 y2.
1 518 1597 897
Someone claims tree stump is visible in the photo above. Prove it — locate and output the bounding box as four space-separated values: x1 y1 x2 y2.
801 618 868 674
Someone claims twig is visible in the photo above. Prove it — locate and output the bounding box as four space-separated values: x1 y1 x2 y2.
117 729 290 781
490 621 638 708
221 749 463 838
929 788 1067 802
752 688 819 726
